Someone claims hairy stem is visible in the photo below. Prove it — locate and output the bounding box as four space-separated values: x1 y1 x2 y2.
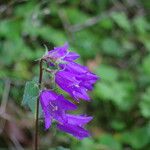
34 59 43 150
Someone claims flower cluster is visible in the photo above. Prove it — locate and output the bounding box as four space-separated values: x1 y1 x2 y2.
40 43 98 139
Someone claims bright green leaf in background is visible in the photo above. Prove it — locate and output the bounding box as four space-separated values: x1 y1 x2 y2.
22 78 42 116
98 134 122 150
101 38 123 57
121 125 150 149
111 12 131 31
139 87 150 118
142 55 150 76
95 65 135 111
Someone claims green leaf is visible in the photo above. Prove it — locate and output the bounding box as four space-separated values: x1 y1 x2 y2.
74 138 97 150
111 120 126 131
99 134 122 150
39 26 67 45
22 78 42 115
96 64 119 82
74 30 99 58
78 139 95 150
139 35 150 52
101 38 123 57
64 8 89 25
139 87 150 118
95 81 134 111
121 126 150 149
111 12 131 31
133 16 149 34
142 55 150 76
99 17 114 30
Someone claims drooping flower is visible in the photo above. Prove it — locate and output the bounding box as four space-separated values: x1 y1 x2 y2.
40 90 93 139
40 90 77 129
55 62 99 101
57 124 90 140
55 70 90 101
40 43 99 139
44 43 79 64
43 43 99 101
65 114 93 126
57 114 93 140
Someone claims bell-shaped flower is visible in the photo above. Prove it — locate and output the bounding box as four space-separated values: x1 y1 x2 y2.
44 43 79 63
40 90 77 129
55 62 99 101
57 114 93 140
40 90 93 139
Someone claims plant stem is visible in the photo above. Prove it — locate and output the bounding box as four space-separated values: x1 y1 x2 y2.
34 59 43 150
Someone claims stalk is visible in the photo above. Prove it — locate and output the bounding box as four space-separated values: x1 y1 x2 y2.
34 59 43 150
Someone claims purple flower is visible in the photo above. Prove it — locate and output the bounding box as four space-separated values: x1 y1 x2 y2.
40 90 77 129
57 124 90 140
40 90 93 139
45 43 79 63
44 43 98 101
57 114 93 140
55 62 99 101
65 114 93 126
39 43 99 139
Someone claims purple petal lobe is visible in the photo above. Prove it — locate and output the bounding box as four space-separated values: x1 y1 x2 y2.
57 95 77 110
45 43 81 64
63 52 80 62
48 43 68 59
57 124 90 140
44 113 52 129
66 114 93 126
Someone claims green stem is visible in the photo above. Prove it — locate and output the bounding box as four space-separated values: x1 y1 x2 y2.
34 59 43 150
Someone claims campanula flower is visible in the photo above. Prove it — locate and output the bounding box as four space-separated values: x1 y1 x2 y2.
40 90 77 129
65 114 93 126
44 43 79 63
55 70 90 101
57 124 90 140
40 90 93 139
55 62 99 101
40 43 99 139
57 114 92 139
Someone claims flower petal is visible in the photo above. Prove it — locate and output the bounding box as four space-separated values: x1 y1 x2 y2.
72 87 90 101
57 124 90 140
57 95 77 110
48 43 68 59
66 114 93 126
44 112 52 129
64 62 88 74
63 52 80 62
40 90 58 107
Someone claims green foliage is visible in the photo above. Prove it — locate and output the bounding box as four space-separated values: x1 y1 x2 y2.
65 8 89 25
75 30 99 58
139 87 150 118
133 16 149 34
99 134 122 150
101 38 123 57
95 65 135 110
111 12 131 31
121 125 150 149
0 0 150 149
75 139 96 150
22 78 41 115
142 55 150 75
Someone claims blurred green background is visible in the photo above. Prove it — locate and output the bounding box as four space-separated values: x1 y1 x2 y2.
0 0 150 149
